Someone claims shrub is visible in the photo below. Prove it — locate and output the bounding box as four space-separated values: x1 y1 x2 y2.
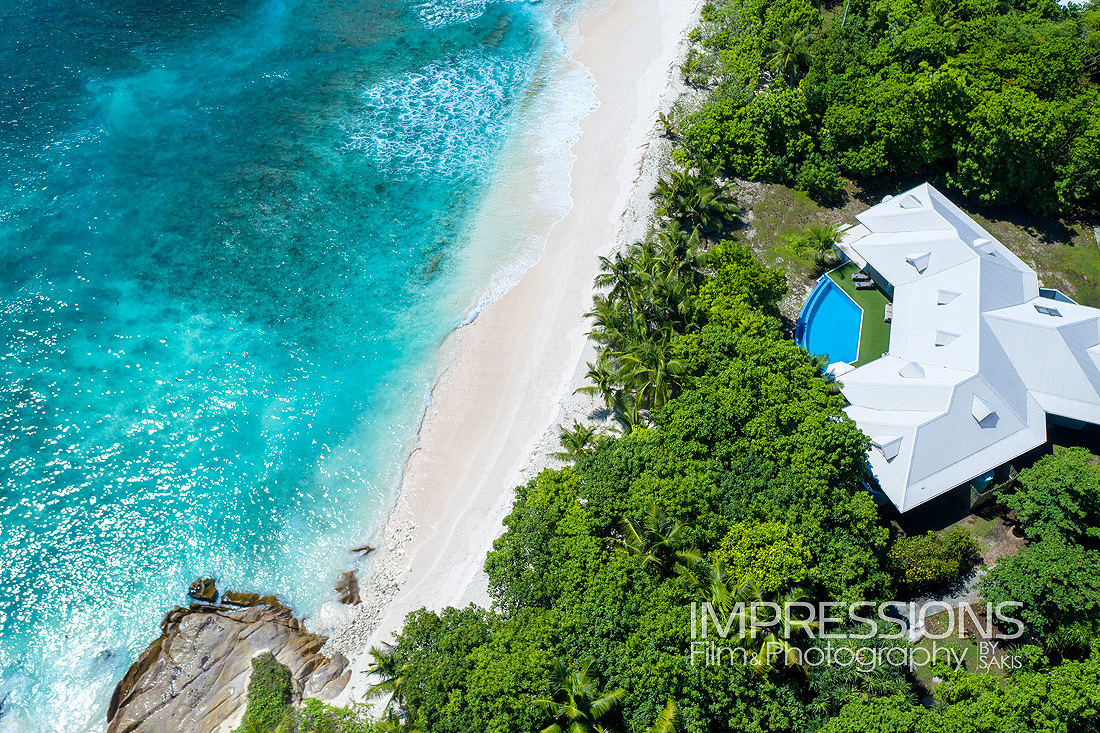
294 699 372 733
888 528 980 593
794 154 843 204
234 652 294 733
714 522 811 595
683 87 815 183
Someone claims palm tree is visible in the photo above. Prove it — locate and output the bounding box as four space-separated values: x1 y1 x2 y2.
595 250 645 324
676 558 761 615
807 630 915 716
615 339 686 412
748 633 803 674
765 28 812 88
364 644 412 720
633 700 678 733
651 168 692 206
619 504 701 575
535 659 625 733
641 269 695 332
654 222 706 281
787 223 844 267
609 390 644 434
651 166 741 235
587 293 635 346
679 561 810 675
682 183 741 234
553 420 601 462
807 353 843 395
577 357 623 411
923 0 961 34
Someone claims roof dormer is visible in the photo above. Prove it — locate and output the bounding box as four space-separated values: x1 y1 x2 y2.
906 252 931 274
971 396 998 428
934 330 959 347
1034 303 1062 318
874 435 903 461
973 238 998 257
898 362 926 379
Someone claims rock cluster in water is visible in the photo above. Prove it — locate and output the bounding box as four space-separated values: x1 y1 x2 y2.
322 519 417 658
106 581 349 733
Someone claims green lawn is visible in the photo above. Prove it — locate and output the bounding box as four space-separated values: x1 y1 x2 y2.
746 186 841 280
826 261 892 366
967 209 1100 308
910 608 1015 694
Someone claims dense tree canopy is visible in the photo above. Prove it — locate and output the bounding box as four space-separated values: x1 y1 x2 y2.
682 0 1100 212
1004 446 1100 543
980 536 1100 642
822 660 1100 733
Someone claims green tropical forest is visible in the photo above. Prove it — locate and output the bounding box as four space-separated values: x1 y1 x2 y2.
681 0 1100 213
233 0 1100 731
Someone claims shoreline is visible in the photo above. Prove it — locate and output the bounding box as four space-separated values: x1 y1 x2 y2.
324 0 702 703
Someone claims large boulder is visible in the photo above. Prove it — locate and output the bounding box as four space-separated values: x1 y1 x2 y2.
335 570 360 606
188 578 218 604
106 599 349 733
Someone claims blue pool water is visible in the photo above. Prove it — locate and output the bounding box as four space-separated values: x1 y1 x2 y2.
795 276 862 365
1039 287 1077 304
0 0 594 728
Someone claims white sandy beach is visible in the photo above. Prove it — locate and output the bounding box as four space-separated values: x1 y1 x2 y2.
325 0 701 704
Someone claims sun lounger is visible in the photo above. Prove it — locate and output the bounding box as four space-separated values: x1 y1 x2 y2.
851 272 871 282
854 280 876 290
884 303 893 323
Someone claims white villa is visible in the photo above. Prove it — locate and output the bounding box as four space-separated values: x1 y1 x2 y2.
831 184 1100 513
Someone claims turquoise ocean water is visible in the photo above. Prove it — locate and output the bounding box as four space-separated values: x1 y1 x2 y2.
0 0 593 728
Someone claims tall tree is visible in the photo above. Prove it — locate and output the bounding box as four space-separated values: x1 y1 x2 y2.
364 644 413 721
619 504 701 575
765 28 813 88
535 660 625 733
553 420 602 462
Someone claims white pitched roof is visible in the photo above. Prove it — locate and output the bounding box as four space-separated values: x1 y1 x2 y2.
835 184 1100 512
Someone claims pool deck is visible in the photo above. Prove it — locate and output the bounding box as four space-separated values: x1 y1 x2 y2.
827 261 892 367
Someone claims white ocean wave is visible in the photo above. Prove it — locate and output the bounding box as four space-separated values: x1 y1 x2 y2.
340 49 537 181
412 0 535 29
